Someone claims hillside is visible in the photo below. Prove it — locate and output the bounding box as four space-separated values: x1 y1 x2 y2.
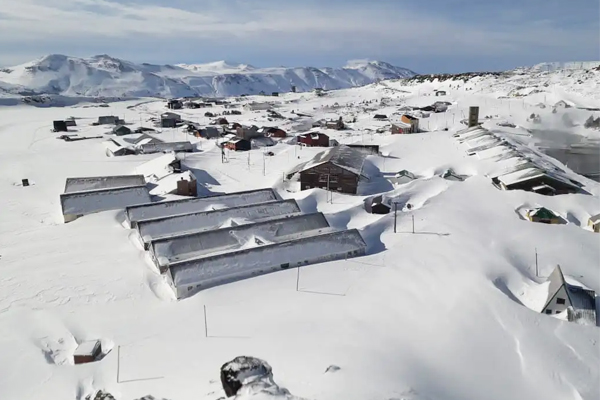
0 55 416 98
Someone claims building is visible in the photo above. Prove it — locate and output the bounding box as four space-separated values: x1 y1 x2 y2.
541 265 597 326
167 229 367 299
103 140 135 157
401 115 419 133
65 117 77 127
64 175 146 193
97 116 119 125
526 207 565 224
492 167 582 195
346 143 380 155
373 114 387 120
149 212 331 272
297 132 330 147
390 121 412 134
236 125 261 140
135 153 181 182
589 214 600 232
371 201 391 214
198 126 220 139
272 92 279 96
74 340 102 365
161 112 181 128
244 102 272 111
294 145 369 194
213 117 229 126
167 99 183 109
125 188 278 227
441 169 467 181
389 170 416 185
112 125 132 136
53 120 68 132
138 141 194 154
554 100 572 110
324 117 344 130
224 138 251 151
60 185 151 223
261 127 287 138
136 199 302 248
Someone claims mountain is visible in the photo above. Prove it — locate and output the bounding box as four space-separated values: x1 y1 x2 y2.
0 54 416 98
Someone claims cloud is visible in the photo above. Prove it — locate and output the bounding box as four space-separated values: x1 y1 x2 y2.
0 0 597 69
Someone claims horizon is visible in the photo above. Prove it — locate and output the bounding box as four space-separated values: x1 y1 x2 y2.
0 0 598 74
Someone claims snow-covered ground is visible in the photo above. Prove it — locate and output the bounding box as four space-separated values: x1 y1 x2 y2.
0 71 599 400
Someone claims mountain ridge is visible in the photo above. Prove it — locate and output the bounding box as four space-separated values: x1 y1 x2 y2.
0 54 417 98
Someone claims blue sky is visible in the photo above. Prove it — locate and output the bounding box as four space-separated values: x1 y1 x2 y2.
0 0 598 73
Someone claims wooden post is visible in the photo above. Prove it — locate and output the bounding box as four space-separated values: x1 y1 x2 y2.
203 305 208 338
412 215 415 234
296 266 300 291
535 248 539 277
117 345 121 383
393 203 397 233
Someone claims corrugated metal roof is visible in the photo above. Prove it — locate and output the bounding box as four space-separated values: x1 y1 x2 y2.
298 145 368 177
60 186 151 217
126 188 278 225
64 175 146 194
137 199 301 244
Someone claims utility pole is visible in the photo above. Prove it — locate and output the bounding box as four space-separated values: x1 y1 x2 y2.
535 248 539 277
412 215 415 234
203 305 208 338
393 202 398 233
262 152 266 176
296 266 300 291
116 345 121 383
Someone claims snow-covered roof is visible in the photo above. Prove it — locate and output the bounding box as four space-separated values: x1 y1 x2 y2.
64 175 146 194
61 186 151 217
496 167 547 186
135 153 178 180
590 213 600 224
297 145 368 178
150 212 331 265
150 171 196 196
137 199 301 244
528 207 560 218
169 229 367 288
126 188 278 225
139 141 194 154
102 140 122 153
543 265 597 324
74 340 100 357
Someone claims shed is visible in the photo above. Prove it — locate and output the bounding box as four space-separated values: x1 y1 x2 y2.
199 126 220 139
97 116 119 125
541 265 597 325
297 132 329 147
236 125 261 140
224 138 251 151
112 125 132 136
391 121 412 135
324 117 344 130
161 112 181 128
390 170 416 185
261 127 287 138
176 175 198 197
74 340 102 365
526 207 565 224
213 118 229 126
53 120 68 132
589 214 600 233
65 117 77 127
400 115 419 133
167 99 183 110
441 169 466 181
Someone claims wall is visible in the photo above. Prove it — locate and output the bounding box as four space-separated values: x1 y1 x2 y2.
300 163 359 194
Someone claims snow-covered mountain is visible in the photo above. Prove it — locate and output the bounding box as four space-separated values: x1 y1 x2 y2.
0 54 416 98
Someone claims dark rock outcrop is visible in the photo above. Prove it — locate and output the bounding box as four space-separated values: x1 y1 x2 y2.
220 356 273 397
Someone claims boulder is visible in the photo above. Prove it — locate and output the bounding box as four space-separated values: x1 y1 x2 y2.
220 356 273 397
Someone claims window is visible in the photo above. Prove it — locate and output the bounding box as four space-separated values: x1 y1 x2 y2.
556 297 566 305
545 309 552 314
319 174 329 183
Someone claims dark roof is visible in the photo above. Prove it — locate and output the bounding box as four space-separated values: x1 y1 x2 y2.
300 145 368 178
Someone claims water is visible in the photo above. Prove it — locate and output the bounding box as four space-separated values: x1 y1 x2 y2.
530 129 600 182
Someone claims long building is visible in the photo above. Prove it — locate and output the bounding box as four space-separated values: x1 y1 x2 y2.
166 229 368 299
64 175 146 193
136 199 302 248
149 212 331 272
125 188 278 227
60 186 151 223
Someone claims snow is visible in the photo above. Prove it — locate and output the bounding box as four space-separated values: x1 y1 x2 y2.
60 186 151 219
0 62 599 400
64 175 145 193
74 340 100 357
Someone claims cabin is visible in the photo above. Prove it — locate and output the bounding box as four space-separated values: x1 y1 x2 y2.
74 340 102 365
400 115 419 133
112 125 132 136
391 121 412 134
224 138 251 151
97 116 119 125
198 126 220 139
541 265 597 325
324 117 345 130
261 127 287 138
53 120 68 132
589 214 600 233
161 112 181 128
138 141 194 154
65 117 77 127
295 145 369 194
526 207 565 224
554 100 572 109
167 99 183 110
236 125 261 140
297 132 330 147
389 170 416 185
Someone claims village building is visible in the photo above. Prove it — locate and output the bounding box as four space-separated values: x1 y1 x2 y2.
370 199 391 215
540 265 597 326
65 117 77 127
135 153 182 182
103 140 135 157
390 120 412 134
400 115 420 133
373 114 387 120
138 141 194 154
167 229 367 299
125 188 278 228
345 143 380 155
64 175 146 193
60 185 151 223
244 102 272 111
224 138 252 152
97 116 120 125
272 92 279 96
260 127 287 138
112 125 132 136
236 125 261 140
149 212 331 272
297 132 330 147
198 126 220 139
212 117 229 126
492 167 582 195
136 199 302 248
53 120 68 132
526 207 565 224
588 214 600 233
324 117 345 130
554 100 572 110
291 145 369 194
167 99 183 110
74 340 103 365
161 112 181 128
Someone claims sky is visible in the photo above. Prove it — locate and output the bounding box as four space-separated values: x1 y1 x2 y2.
0 0 598 73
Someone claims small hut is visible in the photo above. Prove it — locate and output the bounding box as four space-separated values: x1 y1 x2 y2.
74 340 102 365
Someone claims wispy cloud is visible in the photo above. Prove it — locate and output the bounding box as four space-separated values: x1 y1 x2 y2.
0 0 597 71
